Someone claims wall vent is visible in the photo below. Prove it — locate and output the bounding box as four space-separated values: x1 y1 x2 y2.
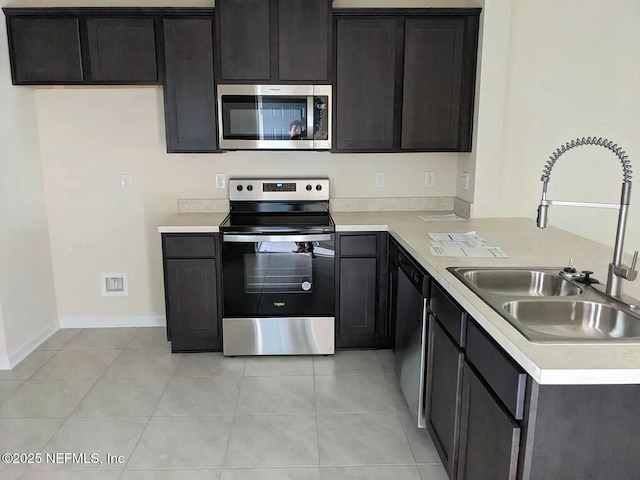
101 274 128 297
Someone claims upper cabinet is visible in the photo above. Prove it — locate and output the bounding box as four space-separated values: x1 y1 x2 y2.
86 17 158 83
3 8 167 85
7 16 84 83
216 0 331 83
163 17 218 153
335 18 398 151
333 9 480 153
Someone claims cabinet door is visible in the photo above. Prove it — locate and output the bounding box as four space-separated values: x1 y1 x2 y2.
458 364 521 480
426 316 464 479
163 18 218 152
217 0 271 81
87 17 158 83
337 233 389 348
278 0 329 81
335 18 397 151
401 17 476 151
338 257 378 345
8 16 83 83
165 258 220 351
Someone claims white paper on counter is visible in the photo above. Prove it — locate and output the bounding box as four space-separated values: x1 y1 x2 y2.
419 213 465 222
430 245 508 258
428 231 486 243
428 230 508 258
431 240 487 249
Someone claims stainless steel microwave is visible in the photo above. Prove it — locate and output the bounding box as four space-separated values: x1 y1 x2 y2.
217 84 332 150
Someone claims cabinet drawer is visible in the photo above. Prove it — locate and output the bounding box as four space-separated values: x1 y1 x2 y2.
163 234 216 258
465 320 527 420
339 234 377 256
430 282 466 347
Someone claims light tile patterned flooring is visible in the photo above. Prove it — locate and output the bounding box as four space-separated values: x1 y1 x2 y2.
0 327 447 480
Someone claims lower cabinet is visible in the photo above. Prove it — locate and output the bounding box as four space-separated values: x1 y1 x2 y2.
426 316 465 479
457 363 521 480
426 282 467 479
162 234 222 352
456 318 526 480
336 232 389 348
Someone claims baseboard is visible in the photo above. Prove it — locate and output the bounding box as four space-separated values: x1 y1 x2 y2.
58 316 166 329
0 323 58 370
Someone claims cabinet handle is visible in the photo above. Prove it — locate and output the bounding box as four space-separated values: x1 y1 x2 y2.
417 297 429 429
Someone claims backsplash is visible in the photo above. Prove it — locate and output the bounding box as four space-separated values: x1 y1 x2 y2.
178 198 229 213
178 196 471 216
331 197 453 212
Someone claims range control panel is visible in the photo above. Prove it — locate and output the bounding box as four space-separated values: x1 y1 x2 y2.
229 178 330 201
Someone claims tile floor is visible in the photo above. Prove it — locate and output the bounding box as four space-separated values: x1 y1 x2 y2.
0 327 448 480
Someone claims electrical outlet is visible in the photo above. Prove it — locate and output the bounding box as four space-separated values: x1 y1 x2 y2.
425 171 436 188
375 172 386 188
120 174 132 191
460 172 470 191
216 173 226 189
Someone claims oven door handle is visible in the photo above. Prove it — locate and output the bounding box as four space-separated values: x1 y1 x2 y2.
222 234 333 243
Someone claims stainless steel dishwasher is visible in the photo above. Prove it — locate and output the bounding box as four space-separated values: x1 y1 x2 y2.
392 247 430 428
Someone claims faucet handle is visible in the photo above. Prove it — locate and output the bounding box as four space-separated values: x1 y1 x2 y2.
620 251 638 281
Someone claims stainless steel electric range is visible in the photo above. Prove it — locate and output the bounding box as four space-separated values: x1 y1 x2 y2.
219 178 335 356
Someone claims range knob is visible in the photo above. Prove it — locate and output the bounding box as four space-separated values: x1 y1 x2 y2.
247 184 253 191
316 184 323 191
306 184 312 191
236 185 243 191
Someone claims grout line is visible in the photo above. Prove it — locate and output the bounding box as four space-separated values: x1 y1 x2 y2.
0 379 26 410
118 369 173 474
26 332 125 474
219 365 244 469
313 364 321 469
121 327 142 350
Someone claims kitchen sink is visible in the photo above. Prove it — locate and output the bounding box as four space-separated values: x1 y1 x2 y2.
503 299 640 341
457 268 583 297
447 266 640 342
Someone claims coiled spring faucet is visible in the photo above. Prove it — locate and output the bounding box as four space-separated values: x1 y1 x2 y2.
536 136 637 300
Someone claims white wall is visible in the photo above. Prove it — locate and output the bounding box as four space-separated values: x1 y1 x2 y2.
35 88 459 321
458 0 510 212
481 0 640 262
0 7 58 366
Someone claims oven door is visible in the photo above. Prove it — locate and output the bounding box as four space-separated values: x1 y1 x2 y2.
222 233 335 317
217 85 331 150
221 233 335 355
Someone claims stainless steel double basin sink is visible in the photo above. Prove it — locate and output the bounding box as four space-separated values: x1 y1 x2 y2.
447 267 640 342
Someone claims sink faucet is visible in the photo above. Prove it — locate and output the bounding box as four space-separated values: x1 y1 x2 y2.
536 136 638 300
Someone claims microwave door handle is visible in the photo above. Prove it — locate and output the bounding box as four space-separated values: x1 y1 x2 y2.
306 96 314 141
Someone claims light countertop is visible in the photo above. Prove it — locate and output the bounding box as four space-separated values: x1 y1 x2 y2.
160 211 640 385
158 213 228 233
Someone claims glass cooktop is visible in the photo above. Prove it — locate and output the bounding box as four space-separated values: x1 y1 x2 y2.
219 213 334 234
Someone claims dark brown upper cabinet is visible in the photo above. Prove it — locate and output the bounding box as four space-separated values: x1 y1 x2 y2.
86 17 158 83
216 0 331 83
6 16 84 84
2 8 214 86
335 18 398 151
163 17 218 153
333 9 480 153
